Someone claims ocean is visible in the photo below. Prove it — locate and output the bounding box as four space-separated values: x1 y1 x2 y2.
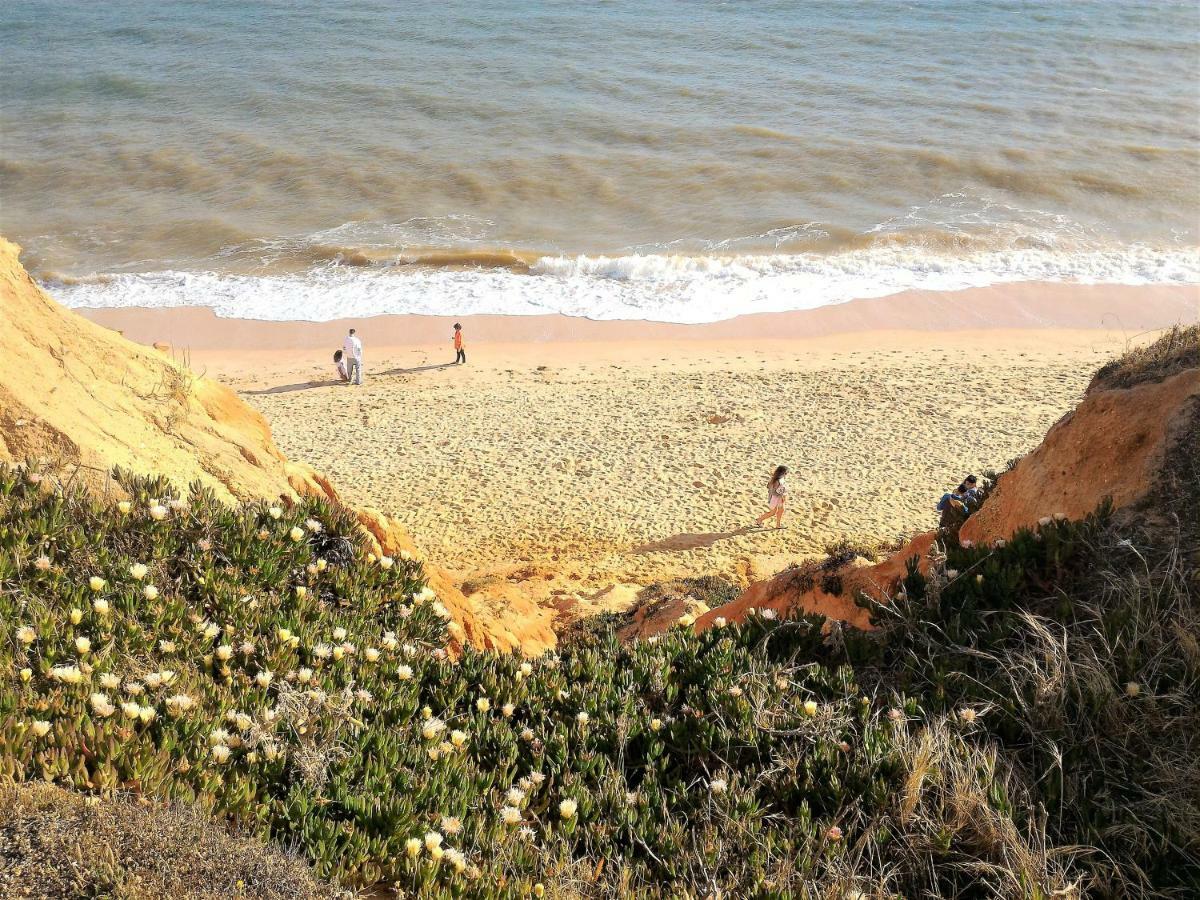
2 0 1198 323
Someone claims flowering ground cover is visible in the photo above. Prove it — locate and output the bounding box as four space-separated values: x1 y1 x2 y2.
1 462 1196 897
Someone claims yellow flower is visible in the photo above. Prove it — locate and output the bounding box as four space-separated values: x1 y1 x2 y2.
558 798 578 820
277 627 292 642
364 647 380 663
295 585 307 598
533 884 545 898
88 576 106 592
424 831 443 851
405 837 422 858
255 670 273 688
476 697 491 713
289 527 304 542
117 500 132 515
422 718 446 740
803 700 818 717
316 558 328 571
75 636 91 654
143 585 159 600
120 701 140 719
129 563 148 580
20 668 32 682
216 645 233 661
69 608 83 625
450 729 468 748
650 718 663 732
429 846 444 862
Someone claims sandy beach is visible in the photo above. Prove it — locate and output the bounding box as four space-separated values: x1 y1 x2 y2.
81 282 1198 603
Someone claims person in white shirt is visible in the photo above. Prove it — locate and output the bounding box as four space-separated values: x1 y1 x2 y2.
343 328 363 385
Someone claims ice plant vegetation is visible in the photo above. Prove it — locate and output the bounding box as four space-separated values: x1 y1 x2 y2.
0 452 1197 897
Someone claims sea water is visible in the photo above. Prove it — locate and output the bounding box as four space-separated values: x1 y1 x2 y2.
2 0 1198 322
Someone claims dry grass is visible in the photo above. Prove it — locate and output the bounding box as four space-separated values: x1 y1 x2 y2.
1089 324 1200 393
0 782 342 900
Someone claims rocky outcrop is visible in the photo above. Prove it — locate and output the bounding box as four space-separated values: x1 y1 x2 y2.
0 237 554 655
700 342 1200 633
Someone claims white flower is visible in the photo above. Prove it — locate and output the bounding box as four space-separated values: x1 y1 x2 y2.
31 720 51 738
959 707 978 723
93 598 110 616
268 506 283 520
313 643 332 659
255 670 273 688
476 697 491 713
803 700 819 717
16 625 35 644
558 798 578 820
120 701 140 719
296 667 313 684
148 504 168 521
382 633 399 651
90 693 115 717
129 563 148 580
202 623 219 640
960 538 974 548
69 608 82 625
576 711 589 725
143 585 159 601
520 727 535 742
449 729 467 748
709 778 727 795
378 555 394 570
713 617 727 628
1053 512 1067 521
405 837 422 857
138 705 156 724
1125 681 1141 698
124 681 143 696
760 608 778 621
422 718 446 740
501 703 515 718
500 805 523 825
164 694 194 716
167 498 187 512
945 569 959 579
211 744 231 764
416 586 437 604
364 647 380 663
99 673 120 690
728 686 743 698
35 555 51 571
144 672 163 689
329 626 347 642
424 831 443 851
304 518 322 533
74 636 91 654
158 639 175 652
519 662 533 677
216 644 233 661
50 665 83 684
88 576 106 593
289 527 305 542
210 728 231 746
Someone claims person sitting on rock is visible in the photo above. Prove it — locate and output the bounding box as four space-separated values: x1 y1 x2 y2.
937 484 969 528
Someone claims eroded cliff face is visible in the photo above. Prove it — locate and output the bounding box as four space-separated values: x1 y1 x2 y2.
696 351 1200 634
0 237 555 655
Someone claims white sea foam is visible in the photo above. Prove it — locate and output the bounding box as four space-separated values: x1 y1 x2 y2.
47 246 1200 325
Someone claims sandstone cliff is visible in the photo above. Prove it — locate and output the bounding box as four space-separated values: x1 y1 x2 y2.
697 329 1200 633
0 238 554 655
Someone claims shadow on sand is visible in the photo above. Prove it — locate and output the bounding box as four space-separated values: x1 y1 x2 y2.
633 526 757 554
240 362 460 395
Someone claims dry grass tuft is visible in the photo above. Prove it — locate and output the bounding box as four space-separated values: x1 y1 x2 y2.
1089 324 1200 393
0 781 340 899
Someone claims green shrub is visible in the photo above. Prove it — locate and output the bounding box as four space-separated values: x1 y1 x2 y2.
0 464 1062 897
